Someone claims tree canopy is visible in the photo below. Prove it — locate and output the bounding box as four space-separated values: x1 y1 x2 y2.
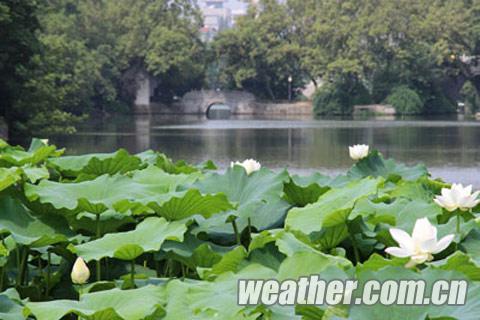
213 0 480 112
2 0 480 134
2 0 206 136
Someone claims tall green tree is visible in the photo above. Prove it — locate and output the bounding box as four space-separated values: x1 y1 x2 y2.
0 0 41 134
3 0 207 136
212 0 305 100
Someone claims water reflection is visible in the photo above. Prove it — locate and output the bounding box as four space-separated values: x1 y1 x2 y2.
32 114 480 186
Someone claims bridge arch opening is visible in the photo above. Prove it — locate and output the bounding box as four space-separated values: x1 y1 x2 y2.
206 102 232 119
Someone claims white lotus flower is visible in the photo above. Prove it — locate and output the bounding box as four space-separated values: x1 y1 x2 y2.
71 257 90 284
385 218 454 268
348 144 369 160
231 159 261 175
434 184 480 212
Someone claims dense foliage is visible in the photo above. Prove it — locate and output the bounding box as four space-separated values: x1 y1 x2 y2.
3 0 480 131
385 86 424 115
461 81 480 114
313 77 371 115
214 0 480 112
1 0 205 135
0 139 478 319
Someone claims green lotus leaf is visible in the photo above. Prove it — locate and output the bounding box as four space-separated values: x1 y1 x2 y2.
131 165 201 190
389 177 448 201
350 197 442 231
461 229 480 264
73 217 187 261
0 139 60 167
21 165 49 183
25 175 144 214
48 149 143 178
356 253 407 273
0 167 22 192
347 150 428 182
285 177 383 235
140 188 233 220
136 150 204 174
277 251 352 281
193 166 290 236
0 196 73 248
0 289 24 320
70 210 135 235
156 233 234 269
197 166 288 205
162 264 276 320
24 285 165 320
349 266 480 320
25 170 231 219
250 230 351 268
198 246 247 280
249 229 317 256
283 172 332 206
430 251 480 281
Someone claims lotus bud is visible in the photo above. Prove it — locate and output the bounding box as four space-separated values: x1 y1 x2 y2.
71 257 90 284
348 144 369 160
231 159 261 175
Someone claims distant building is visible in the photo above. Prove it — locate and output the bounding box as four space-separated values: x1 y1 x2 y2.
199 0 231 41
231 8 247 25
198 0 250 41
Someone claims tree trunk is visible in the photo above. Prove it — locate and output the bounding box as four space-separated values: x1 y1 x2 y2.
472 76 480 97
440 73 467 103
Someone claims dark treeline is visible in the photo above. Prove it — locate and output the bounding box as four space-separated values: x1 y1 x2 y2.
1 0 480 135
1 0 205 135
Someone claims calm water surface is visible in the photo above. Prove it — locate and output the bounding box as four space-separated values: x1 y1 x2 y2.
36 115 480 186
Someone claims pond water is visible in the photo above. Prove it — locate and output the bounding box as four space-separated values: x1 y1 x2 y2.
20 114 480 186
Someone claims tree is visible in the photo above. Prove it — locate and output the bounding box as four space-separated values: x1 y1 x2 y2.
0 0 41 135
212 0 305 100
3 0 208 135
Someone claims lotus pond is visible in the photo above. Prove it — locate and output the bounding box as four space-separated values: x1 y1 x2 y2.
0 139 479 319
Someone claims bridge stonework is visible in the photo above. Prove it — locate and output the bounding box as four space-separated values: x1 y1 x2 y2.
146 90 312 115
176 90 257 114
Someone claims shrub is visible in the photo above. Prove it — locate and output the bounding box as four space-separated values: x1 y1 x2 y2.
313 83 345 115
461 81 480 114
422 91 456 114
385 86 424 114
313 79 371 115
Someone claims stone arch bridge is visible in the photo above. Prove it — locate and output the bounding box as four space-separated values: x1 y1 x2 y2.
170 90 257 114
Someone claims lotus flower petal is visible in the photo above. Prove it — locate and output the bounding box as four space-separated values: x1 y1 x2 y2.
433 234 455 254
349 144 369 161
412 218 437 244
385 218 454 268
435 184 479 212
389 228 414 252
385 247 412 258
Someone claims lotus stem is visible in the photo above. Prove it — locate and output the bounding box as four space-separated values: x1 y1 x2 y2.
349 233 360 265
130 260 136 288
104 258 109 280
456 213 461 235
231 220 241 245
181 263 186 279
164 260 170 277
0 266 4 291
95 214 101 281
154 259 160 277
455 212 462 251
17 246 29 286
46 251 51 296
247 218 252 243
